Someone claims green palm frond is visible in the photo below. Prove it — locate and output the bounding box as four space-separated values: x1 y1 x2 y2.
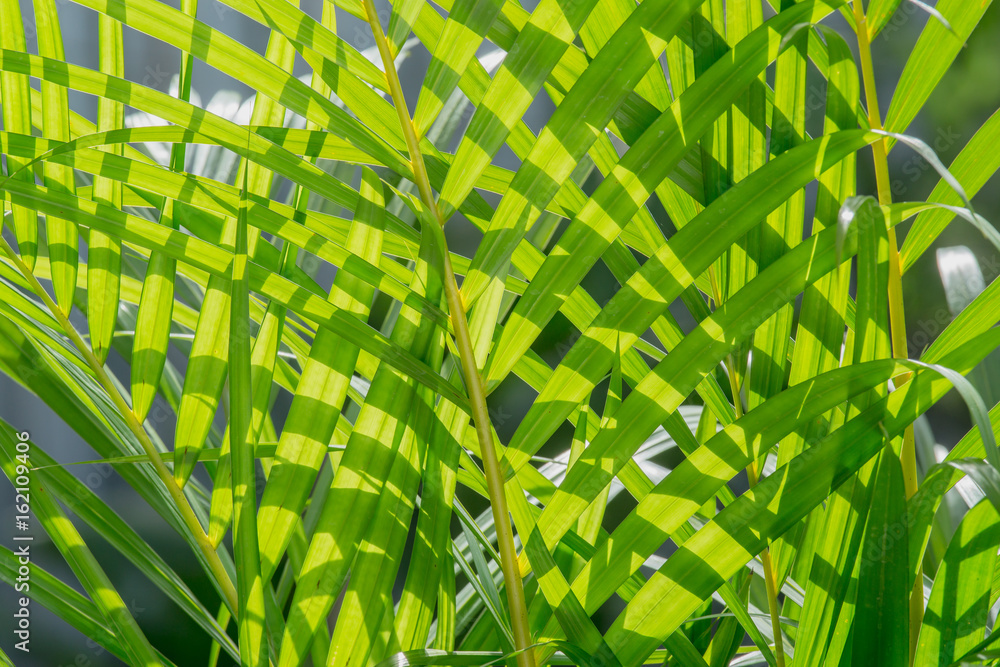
2 0 1000 666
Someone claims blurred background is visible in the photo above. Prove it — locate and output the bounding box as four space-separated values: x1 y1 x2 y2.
2 1 999 664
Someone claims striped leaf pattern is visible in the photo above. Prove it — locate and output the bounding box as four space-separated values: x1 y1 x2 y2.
0 1 999 666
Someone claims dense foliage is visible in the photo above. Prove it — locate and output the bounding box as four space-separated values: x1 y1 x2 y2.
2 0 1000 665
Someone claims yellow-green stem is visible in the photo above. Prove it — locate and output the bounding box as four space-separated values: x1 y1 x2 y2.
744 456 786 667
727 351 784 666
0 235 238 615
358 3 535 665
760 550 785 666
853 2 921 661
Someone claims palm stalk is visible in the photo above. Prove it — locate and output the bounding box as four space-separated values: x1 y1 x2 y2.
0 234 238 615
357 1 535 665
852 2 923 659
